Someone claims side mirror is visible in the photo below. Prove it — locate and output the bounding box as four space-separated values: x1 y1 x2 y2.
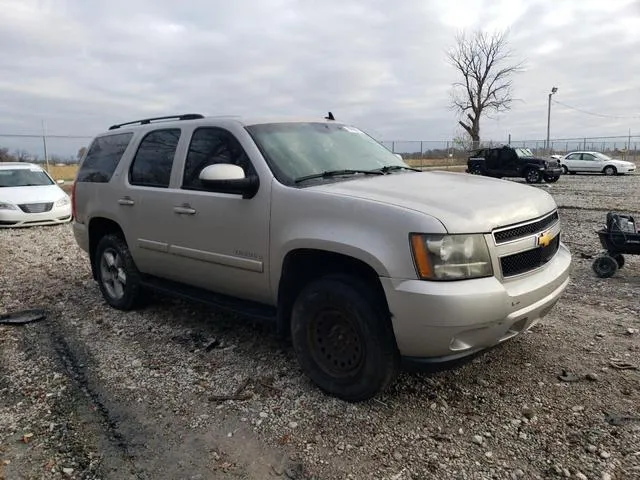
57 179 65 185
199 163 259 199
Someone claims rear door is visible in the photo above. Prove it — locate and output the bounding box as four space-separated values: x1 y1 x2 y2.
118 128 184 278
485 149 500 173
563 152 582 171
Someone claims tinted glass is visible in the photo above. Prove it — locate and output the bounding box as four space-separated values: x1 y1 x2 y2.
183 127 251 189
582 154 596 161
0 168 54 187
76 133 133 183
129 129 181 188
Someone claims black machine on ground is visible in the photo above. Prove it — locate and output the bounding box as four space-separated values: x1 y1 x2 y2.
592 212 640 278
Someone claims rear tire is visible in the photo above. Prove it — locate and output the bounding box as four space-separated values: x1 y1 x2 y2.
603 166 617 176
592 255 618 278
290 274 400 402
95 234 145 310
525 168 543 184
469 164 483 175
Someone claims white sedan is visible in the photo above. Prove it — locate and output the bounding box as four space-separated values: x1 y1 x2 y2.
559 151 636 176
0 162 72 227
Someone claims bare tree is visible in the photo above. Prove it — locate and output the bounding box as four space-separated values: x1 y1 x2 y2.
0 147 15 162
14 149 30 162
447 29 524 148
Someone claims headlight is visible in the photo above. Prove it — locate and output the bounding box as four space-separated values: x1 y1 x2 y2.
55 196 70 207
0 202 17 210
410 233 493 280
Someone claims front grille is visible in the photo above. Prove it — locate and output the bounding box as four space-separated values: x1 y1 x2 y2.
18 202 53 213
494 211 559 244
501 235 561 277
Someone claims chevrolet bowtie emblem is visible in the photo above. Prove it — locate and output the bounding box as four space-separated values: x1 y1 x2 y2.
537 230 553 248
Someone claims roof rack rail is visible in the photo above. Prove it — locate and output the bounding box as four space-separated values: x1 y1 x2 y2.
108 113 205 130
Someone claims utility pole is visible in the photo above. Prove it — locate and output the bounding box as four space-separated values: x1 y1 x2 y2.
546 87 558 155
42 120 50 172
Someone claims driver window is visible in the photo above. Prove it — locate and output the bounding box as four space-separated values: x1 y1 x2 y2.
182 127 252 190
567 153 580 160
582 154 595 161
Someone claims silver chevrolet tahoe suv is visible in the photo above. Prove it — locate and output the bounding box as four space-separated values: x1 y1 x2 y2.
72 113 572 402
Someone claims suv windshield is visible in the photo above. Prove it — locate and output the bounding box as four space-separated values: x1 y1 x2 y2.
515 148 534 158
245 122 410 184
0 168 54 187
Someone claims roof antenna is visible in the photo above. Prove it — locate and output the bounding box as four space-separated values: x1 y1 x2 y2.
324 111 335 121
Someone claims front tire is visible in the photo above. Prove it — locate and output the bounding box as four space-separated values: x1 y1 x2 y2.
592 255 618 278
561 165 569 175
525 168 543 184
95 234 144 310
603 166 617 176
544 174 560 183
290 274 400 402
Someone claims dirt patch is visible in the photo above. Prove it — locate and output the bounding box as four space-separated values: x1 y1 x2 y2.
1 173 639 479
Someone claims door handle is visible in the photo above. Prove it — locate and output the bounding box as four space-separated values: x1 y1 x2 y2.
173 205 197 215
118 197 135 206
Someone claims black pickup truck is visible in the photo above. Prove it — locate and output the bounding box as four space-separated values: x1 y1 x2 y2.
466 146 563 184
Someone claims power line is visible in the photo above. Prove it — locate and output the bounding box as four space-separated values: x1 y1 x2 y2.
552 99 640 120
0 134 93 139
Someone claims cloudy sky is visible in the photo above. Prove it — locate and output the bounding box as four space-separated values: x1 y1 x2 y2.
1 0 639 156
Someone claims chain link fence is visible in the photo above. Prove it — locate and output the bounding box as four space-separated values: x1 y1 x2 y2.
1 132 638 171
380 135 640 169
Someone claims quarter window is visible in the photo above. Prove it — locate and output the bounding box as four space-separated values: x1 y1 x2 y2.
129 129 181 188
76 133 133 183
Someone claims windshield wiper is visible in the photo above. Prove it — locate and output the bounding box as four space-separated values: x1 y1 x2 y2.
294 169 384 184
370 165 420 173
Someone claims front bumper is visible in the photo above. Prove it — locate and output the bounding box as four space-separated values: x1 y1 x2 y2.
382 242 572 360
0 205 72 228
543 167 563 176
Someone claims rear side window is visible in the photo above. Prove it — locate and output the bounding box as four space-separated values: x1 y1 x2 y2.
129 129 181 188
76 133 133 182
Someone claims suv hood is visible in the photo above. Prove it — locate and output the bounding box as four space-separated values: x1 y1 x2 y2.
310 171 557 233
0 185 67 204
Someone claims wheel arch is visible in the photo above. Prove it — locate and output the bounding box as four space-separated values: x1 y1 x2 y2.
88 217 126 280
276 248 390 337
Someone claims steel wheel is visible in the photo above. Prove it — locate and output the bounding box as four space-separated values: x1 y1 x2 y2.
308 308 365 378
100 248 127 300
603 166 617 176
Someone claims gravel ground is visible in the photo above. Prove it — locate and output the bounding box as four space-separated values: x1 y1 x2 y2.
1 173 639 480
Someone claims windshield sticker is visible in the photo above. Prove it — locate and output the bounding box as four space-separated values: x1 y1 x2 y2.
341 126 365 134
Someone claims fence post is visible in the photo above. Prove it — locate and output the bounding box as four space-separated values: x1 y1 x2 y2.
391 141 395 153
583 138 586 150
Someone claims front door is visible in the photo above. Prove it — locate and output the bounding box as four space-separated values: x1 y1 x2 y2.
162 126 272 305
